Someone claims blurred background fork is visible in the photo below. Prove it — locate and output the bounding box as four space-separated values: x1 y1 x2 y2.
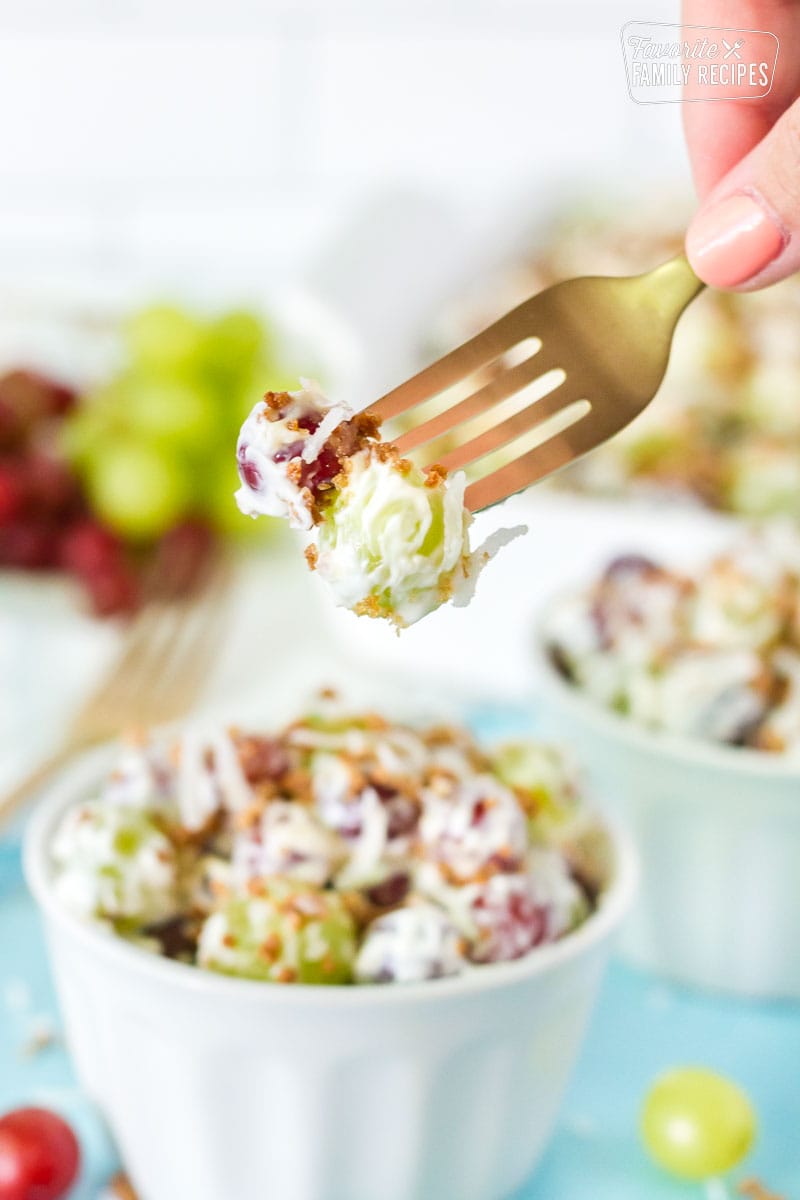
372 253 705 512
0 548 232 833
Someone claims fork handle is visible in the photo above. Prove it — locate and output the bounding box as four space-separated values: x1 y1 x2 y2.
647 253 706 315
0 738 93 835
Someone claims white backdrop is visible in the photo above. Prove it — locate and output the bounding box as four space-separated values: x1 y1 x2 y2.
0 0 687 302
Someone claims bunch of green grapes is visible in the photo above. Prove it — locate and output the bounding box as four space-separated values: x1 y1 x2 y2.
64 305 299 542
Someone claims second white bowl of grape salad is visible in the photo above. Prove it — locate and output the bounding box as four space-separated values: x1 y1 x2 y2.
25 695 635 1200
537 520 800 999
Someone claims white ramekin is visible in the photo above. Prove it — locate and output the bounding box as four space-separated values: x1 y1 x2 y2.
534 624 800 1000
24 745 636 1200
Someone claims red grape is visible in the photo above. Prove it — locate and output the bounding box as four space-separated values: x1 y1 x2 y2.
0 522 58 570
59 519 122 577
24 456 80 517
0 1106 80 1200
85 564 138 617
0 400 23 451
0 465 25 525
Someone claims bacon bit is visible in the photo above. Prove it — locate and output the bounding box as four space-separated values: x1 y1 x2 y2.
319 686 339 701
304 544 318 571
276 966 297 983
321 954 337 975
209 878 229 898
246 879 268 898
284 910 304 931
424 462 448 487
109 1172 139 1200
222 933 237 949
396 457 413 475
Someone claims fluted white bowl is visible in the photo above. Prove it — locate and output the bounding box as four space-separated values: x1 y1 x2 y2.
535 625 800 999
25 744 636 1200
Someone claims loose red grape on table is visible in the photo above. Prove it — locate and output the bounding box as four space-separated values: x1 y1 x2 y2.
0 1107 80 1200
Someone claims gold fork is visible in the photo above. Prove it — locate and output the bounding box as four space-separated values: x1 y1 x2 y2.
0 553 231 831
372 253 704 510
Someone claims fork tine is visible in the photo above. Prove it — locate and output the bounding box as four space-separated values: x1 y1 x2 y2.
464 407 607 512
148 567 232 723
433 371 569 473
371 296 544 422
393 344 558 455
69 554 230 740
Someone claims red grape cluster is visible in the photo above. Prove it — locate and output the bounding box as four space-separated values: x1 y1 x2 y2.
0 369 140 615
0 369 217 616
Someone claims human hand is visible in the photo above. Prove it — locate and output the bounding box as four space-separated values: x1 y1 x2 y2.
683 0 800 289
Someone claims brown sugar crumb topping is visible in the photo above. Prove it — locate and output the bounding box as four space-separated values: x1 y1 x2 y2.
355 595 383 619
259 932 283 962
262 391 292 420
286 458 303 485
304 544 319 571
424 463 448 487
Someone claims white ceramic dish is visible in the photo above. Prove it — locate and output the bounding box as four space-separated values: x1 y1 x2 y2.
25 743 636 1200
534 624 800 1000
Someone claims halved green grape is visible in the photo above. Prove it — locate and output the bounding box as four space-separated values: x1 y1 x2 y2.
315 451 471 627
640 1067 757 1180
85 441 191 540
125 305 205 372
198 880 357 984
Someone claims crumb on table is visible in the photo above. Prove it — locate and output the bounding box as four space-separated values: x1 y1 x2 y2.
109 1172 139 1200
739 1179 785 1200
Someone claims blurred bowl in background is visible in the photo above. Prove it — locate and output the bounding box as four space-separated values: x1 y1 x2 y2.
534 611 800 1000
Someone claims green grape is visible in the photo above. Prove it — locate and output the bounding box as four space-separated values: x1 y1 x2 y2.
125 305 205 372
201 310 268 381
199 882 357 985
640 1067 757 1180
86 441 191 540
124 374 220 453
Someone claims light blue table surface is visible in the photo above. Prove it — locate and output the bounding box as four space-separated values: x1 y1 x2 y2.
2 705 798 1200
